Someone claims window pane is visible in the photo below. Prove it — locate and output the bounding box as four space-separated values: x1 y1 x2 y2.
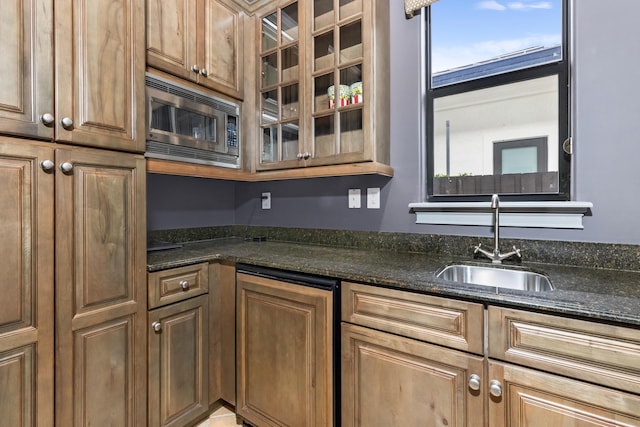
433 76 558 195
431 0 562 87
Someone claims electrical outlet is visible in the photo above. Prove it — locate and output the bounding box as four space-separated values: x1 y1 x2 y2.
348 189 361 208
367 187 380 209
261 192 271 209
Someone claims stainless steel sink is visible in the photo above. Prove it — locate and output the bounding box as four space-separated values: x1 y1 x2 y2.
436 264 553 292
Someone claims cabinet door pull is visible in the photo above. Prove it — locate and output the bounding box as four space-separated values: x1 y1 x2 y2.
468 374 481 391
489 380 503 397
191 64 200 73
40 160 55 172
152 321 162 333
59 162 73 174
40 113 55 127
200 68 208 77
60 117 74 130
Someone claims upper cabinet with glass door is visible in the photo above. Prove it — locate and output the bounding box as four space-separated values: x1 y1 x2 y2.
258 2 302 167
256 0 391 174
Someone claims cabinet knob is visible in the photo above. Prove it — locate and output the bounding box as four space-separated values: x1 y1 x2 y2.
296 153 303 160
468 374 481 391
40 113 55 127
303 152 311 160
180 280 190 291
152 321 162 333
191 64 200 73
59 162 73 174
489 380 503 398
200 68 208 77
60 117 74 130
40 159 55 172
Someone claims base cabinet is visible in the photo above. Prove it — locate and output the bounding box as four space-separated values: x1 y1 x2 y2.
342 282 640 427
236 271 333 427
341 323 484 427
489 361 640 426
148 295 209 427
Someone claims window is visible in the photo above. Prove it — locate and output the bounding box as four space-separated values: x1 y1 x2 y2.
426 0 570 201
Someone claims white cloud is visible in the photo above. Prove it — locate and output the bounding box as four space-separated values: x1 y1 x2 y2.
508 2 553 10
477 1 507 10
476 1 553 11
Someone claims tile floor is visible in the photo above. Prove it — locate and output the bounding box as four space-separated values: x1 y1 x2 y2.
196 406 240 427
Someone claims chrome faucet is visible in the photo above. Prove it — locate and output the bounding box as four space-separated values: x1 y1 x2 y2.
474 194 521 264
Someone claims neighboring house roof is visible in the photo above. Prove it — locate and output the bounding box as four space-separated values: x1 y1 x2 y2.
433 45 562 87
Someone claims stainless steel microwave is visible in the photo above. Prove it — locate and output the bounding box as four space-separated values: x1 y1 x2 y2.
145 73 241 169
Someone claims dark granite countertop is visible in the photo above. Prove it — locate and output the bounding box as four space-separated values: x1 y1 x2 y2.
147 237 640 327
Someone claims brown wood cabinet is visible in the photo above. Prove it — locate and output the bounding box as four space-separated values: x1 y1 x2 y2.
0 0 145 152
147 0 245 100
148 295 210 427
54 147 147 427
341 282 485 427
342 323 485 427
236 271 333 426
342 282 640 426
0 137 55 427
209 263 237 407
0 0 54 139
488 361 640 426
251 0 392 176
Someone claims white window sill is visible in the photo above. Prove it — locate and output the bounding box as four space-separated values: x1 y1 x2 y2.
408 201 593 229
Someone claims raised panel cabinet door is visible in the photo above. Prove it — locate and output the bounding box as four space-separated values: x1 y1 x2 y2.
146 0 198 82
0 137 54 427
54 147 146 427
148 295 209 427
236 272 333 427
54 0 145 152
488 361 640 427
341 323 485 427
0 0 54 139
199 0 244 99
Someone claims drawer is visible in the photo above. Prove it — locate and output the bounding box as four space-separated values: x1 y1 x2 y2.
148 263 209 308
342 282 484 354
488 306 640 395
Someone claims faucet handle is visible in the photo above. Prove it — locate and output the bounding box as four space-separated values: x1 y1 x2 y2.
512 246 522 259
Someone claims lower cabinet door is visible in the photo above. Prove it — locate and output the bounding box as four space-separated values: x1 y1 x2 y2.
148 295 209 427
236 272 333 427
341 323 485 427
488 361 640 426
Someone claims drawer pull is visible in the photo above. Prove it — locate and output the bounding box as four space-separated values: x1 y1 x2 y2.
468 374 481 391
180 280 190 291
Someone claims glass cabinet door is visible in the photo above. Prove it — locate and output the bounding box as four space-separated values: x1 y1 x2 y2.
259 2 301 166
311 0 364 163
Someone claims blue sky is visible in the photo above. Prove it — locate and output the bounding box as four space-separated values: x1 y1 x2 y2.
431 0 562 72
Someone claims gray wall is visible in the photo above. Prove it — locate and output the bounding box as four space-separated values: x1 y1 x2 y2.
147 173 236 230
148 1 640 245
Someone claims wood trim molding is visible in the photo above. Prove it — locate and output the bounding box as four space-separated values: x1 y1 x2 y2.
146 158 393 181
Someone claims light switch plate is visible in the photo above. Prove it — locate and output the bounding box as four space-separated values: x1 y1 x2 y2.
367 187 380 209
348 189 361 208
261 192 271 209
